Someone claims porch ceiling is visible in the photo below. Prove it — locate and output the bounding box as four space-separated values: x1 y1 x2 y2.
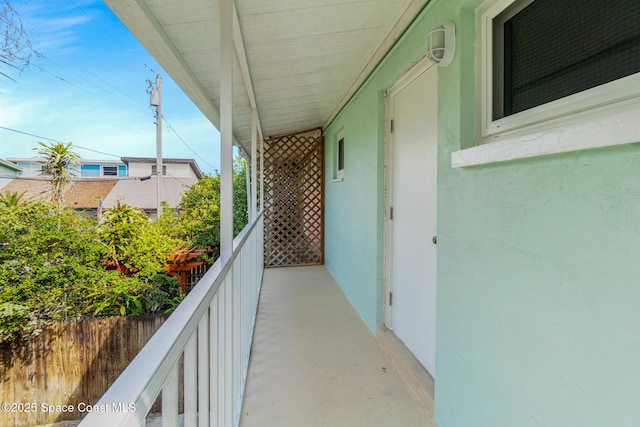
103 0 428 154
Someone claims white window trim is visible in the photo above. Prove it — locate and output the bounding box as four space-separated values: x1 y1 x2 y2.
451 0 640 168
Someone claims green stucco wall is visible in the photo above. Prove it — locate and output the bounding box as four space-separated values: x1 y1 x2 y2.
325 0 640 426
324 93 386 333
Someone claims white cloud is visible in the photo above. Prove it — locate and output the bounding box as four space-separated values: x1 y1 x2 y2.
31 16 91 56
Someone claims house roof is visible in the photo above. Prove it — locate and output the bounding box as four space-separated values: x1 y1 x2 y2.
103 0 429 155
0 159 22 172
120 157 204 178
1 176 194 211
103 176 196 210
1 178 118 209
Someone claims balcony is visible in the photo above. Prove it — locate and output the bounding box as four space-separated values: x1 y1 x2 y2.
78 214 436 427
240 266 434 427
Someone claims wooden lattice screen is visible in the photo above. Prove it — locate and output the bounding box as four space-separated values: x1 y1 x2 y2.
263 129 324 266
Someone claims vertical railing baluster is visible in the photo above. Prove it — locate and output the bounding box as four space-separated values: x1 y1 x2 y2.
242 247 247 376
162 363 179 427
231 250 243 422
198 312 209 427
217 286 225 427
224 276 233 427
210 293 219 427
184 332 197 427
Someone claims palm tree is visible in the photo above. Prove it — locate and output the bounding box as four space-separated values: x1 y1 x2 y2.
35 141 79 207
0 191 30 207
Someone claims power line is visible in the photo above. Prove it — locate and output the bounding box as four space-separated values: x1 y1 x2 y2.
162 115 217 171
0 125 120 158
165 170 194 188
0 124 215 174
68 0 123 44
21 64 214 169
32 64 97 95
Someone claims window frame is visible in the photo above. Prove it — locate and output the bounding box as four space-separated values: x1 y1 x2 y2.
151 164 167 176
337 135 345 179
102 165 118 176
333 130 345 182
453 0 640 167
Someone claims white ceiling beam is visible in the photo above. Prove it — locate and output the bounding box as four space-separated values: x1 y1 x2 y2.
232 2 265 143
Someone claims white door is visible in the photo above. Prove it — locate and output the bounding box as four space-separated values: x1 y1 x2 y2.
387 62 437 377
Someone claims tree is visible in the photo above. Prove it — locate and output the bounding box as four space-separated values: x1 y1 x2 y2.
1 0 40 81
97 201 149 272
93 201 185 316
175 157 249 259
34 141 80 207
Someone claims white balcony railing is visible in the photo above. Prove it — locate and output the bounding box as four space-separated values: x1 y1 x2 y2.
79 213 264 427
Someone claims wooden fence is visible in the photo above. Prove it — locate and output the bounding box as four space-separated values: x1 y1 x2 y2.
0 316 168 427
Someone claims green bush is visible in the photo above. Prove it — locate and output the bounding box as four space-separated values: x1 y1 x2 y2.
0 201 184 343
0 156 250 343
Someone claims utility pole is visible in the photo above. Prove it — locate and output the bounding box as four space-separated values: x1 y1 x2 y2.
149 73 163 216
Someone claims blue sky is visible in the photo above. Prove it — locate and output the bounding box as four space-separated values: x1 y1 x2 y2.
0 0 221 175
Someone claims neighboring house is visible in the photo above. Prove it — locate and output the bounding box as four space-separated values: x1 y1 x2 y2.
81 1 640 427
7 157 127 178
2 157 202 216
121 157 204 179
76 160 128 178
0 159 22 190
6 156 203 180
104 176 197 216
1 178 118 213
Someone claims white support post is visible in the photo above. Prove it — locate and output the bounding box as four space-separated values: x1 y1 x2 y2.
259 135 264 212
244 157 251 222
251 109 258 220
220 0 234 261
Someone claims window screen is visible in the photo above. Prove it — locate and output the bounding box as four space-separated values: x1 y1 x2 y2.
337 137 345 173
494 0 640 119
103 166 118 176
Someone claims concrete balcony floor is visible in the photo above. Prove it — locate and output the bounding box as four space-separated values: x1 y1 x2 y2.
239 266 437 427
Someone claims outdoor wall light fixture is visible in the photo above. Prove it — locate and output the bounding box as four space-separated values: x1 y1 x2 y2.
426 23 455 67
